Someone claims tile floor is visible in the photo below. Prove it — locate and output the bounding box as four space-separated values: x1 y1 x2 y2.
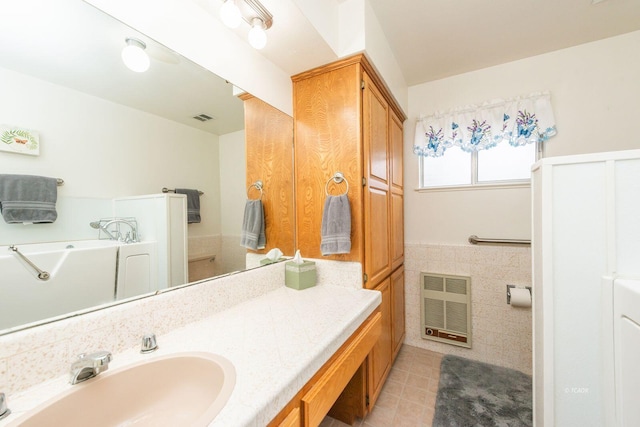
320 345 443 427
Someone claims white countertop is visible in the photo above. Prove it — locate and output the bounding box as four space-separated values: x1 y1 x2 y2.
4 283 380 427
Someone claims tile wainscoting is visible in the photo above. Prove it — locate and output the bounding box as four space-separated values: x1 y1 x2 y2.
404 243 532 374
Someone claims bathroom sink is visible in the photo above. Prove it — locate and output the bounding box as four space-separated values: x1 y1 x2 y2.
7 352 235 427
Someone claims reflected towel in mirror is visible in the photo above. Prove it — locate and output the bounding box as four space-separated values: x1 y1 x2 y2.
241 199 265 250
321 194 351 255
0 174 58 224
175 188 201 224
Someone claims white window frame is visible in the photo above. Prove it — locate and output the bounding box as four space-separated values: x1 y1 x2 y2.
417 141 545 192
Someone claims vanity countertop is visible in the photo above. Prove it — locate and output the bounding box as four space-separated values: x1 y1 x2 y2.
4 283 381 426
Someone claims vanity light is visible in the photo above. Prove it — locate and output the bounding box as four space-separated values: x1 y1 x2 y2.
247 18 267 49
219 0 241 28
218 0 272 50
121 38 150 73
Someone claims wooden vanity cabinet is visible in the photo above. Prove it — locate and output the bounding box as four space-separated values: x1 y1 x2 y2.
268 310 382 427
292 54 406 417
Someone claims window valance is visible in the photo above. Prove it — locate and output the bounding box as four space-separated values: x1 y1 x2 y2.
413 92 557 157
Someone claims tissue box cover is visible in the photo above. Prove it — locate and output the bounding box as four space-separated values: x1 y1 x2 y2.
285 260 316 290
260 258 281 265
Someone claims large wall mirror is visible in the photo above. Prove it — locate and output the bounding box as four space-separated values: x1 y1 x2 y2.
0 0 294 334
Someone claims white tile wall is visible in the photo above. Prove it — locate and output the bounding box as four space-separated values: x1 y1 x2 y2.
404 243 532 374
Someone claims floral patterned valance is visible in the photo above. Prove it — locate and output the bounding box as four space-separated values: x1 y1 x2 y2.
413 92 557 157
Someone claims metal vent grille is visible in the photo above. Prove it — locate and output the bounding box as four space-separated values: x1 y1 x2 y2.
420 272 471 348
424 275 444 291
446 301 468 333
446 277 467 295
192 113 215 122
424 298 445 328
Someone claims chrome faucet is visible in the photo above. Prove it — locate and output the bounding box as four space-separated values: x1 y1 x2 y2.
0 393 10 421
69 351 112 385
89 219 138 243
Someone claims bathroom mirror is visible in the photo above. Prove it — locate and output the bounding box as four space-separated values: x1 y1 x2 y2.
0 0 294 334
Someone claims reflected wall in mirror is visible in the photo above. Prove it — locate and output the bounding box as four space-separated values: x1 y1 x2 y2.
0 0 294 334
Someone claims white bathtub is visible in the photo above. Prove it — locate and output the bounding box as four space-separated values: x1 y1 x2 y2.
0 240 155 331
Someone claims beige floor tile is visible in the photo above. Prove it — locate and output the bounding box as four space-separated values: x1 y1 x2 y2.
321 345 444 427
405 373 430 391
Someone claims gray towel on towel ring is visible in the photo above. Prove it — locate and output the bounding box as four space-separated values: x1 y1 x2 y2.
175 188 201 224
0 174 58 224
321 194 351 255
241 199 266 250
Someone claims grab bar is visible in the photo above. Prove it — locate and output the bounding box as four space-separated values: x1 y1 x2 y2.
8 245 50 280
468 235 531 246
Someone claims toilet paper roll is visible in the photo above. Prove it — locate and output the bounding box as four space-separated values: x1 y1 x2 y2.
510 288 532 308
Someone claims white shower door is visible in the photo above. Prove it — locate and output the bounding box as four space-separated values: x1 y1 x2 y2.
614 278 640 427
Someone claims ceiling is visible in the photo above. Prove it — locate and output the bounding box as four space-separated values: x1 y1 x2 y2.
0 0 245 136
367 0 640 86
3 0 639 133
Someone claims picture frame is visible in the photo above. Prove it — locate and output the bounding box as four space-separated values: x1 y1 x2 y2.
0 125 40 156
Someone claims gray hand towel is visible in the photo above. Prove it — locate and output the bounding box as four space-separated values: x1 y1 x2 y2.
175 188 201 224
321 194 351 255
0 174 58 224
240 199 266 250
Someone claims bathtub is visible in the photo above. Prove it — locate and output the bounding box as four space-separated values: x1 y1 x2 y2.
0 240 155 331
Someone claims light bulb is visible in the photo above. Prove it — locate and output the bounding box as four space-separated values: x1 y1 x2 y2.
220 0 241 29
121 38 150 73
248 18 267 49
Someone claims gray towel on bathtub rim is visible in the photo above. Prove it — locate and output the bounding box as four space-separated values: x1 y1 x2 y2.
175 188 201 224
0 174 58 224
240 199 265 250
321 194 351 255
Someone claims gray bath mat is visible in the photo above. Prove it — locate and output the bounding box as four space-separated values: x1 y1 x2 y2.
433 355 532 427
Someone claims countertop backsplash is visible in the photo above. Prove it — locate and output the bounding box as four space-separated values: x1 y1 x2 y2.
0 258 363 397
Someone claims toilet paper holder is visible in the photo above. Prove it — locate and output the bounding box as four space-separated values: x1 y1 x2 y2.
506 285 531 304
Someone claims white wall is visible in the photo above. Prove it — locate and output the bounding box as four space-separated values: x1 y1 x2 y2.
219 130 246 236
0 66 221 241
406 30 640 245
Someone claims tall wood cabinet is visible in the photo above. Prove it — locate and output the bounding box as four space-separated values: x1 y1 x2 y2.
240 93 295 255
292 54 406 415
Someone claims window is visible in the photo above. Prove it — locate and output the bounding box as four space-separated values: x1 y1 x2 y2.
413 92 556 190
419 140 539 188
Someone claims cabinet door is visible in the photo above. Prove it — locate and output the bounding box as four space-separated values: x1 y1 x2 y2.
292 63 363 262
367 277 392 409
362 72 391 288
391 265 405 360
243 94 295 255
389 111 404 271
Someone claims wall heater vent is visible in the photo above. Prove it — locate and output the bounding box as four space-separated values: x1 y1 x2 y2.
420 272 472 348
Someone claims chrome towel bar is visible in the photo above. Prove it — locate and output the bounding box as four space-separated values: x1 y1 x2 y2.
8 245 50 280
468 235 531 246
162 188 204 196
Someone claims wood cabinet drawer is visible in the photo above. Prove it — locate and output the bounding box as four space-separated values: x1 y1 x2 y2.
301 311 382 427
278 407 300 427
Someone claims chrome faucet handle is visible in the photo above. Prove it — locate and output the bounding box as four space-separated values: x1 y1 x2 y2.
141 333 158 354
0 393 11 421
88 350 112 371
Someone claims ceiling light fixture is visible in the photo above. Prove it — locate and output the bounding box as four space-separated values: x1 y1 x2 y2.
219 0 272 50
121 37 150 73
248 18 267 49
219 0 241 28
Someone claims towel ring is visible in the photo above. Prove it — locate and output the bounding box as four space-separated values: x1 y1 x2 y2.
325 172 349 196
247 180 263 200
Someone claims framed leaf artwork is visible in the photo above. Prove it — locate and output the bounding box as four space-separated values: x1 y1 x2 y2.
0 125 40 156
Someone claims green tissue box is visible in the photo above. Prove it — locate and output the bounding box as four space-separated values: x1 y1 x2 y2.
260 258 281 265
285 260 317 290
